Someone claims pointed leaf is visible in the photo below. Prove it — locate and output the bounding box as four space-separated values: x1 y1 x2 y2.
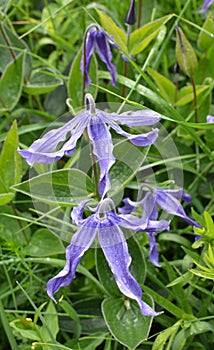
0 121 22 204
175 27 198 77
0 53 24 111
147 67 176 103
198 13 214 51
96 9 127 52
152 320 182 350
130 15 173 55
102 296 154 350
23 68 63 95
13 169 94 206
174 85 209 106
41 301 59 341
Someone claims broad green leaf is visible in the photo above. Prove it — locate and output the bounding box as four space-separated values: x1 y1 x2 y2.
147 67 176 104
68 47 97 109
96 9 127 52
176 26 198 77
41 301 59 341
23 228 65 256
0 23 31 74
129 15 173 55
0 121 22 204
13 169 94 206
0 53 24 111
60 300 81 338
23 68 63 95
175 85 209 106
152 320 182 350
198 13 214 51
102 296 154 350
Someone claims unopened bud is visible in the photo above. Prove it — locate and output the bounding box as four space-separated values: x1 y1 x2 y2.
125 0 136 25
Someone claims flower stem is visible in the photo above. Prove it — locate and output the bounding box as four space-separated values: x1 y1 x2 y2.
137 0 142 28
190 75 198 124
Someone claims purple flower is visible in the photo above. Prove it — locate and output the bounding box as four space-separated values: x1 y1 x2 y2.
81 25 117 88
207 115 214 123
125 0 136 25
119 188 201 266
199 0 214 13
18 94 160 197
47 198 164 316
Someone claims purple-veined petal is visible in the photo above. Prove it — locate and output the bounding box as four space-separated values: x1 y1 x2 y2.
87 114 115 197
80 29 96 88
140 192 158 221
111 109 160 127
95 31 116 86
98 219 161 316
145 219 170 232
207 115 214 123
156 189 201 227
71 199 92 225
47 215 97 301
164 189 192 204
18 112 87 166
118 198 137 214
147 232 160 267
103 113 158 146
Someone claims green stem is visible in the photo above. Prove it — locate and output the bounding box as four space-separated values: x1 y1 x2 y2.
190 75 198 124
137 0 142 28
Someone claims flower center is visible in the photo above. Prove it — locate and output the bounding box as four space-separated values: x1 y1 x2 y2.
85 93 96 115
96 198 115 220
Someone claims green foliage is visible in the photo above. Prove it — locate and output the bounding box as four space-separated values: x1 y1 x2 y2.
0 1 214 350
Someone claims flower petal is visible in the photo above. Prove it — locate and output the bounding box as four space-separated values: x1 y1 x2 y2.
118 198 136 214
147 232 160 267
87 114 115 197
111 109 160 127
103 114 159 146
207 115 214 123
71 199 92 225
98 220 161 316
95 31 116 86
47 215 97 301
198 0 214 13
156 189 201 227
18 112 87 166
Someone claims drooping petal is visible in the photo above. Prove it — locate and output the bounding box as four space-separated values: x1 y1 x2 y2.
98 219 161 316
80 29 96 88
95 31 116 86
18 112 87 166
118 198 137 214
156 189 201 227
163 189 192 204
103 113 159 146
47 215 97 301
147 232 160 267
111 109 160 127
87 114 115 197
71 199 92 225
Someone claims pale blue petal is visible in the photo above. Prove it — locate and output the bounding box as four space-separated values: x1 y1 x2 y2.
47 215 97 301
71 199 92 225
147 232 160 267
207 115 214 123
80 29 96 88
87 114 115 197
111 109 160 126
98 220 161 316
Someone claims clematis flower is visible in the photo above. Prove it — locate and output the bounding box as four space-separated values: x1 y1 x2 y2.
18 94 160 197
119 188 201 266
81 24 117 88
198 0 214 13
207 115 214 123
47 198 165 316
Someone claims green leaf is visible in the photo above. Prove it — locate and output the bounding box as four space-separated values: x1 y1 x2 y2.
175 26 198 77
23 68 63 95
152 320 182 350
198 13 214 51
0 53 24 111
0 121 22 204
9 319 40 341
102 296 154 350
13 169 94 206
190 269 214 280
23 228 65 256
60 300 81 338
147 67 176 104
67 47 97 109
0 23 31 74
40 301 59 341
96 9 127 52
129 15 173 55
175 85 209 106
